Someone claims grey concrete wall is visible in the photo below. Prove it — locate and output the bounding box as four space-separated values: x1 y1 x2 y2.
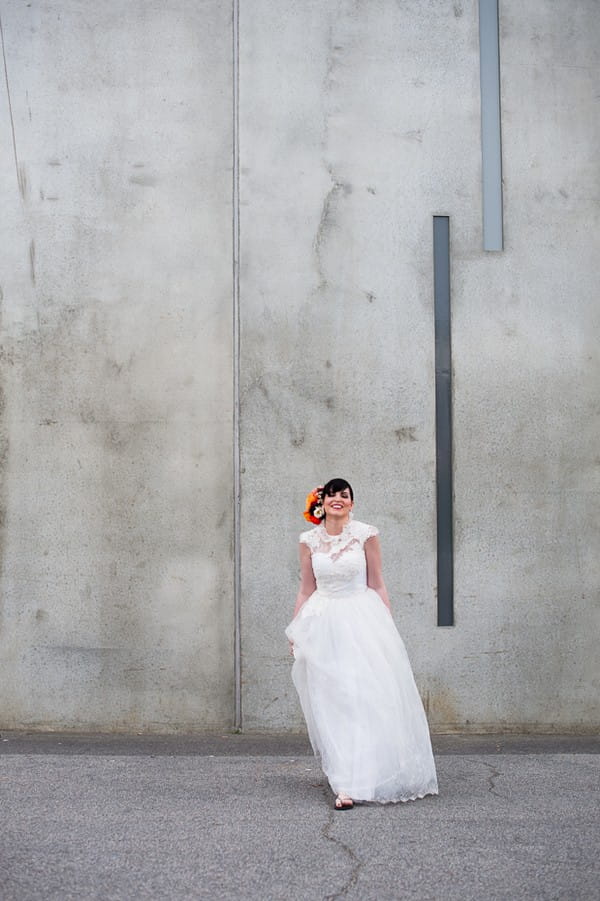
1 0 598 733
446 0 600 730
0 1 234 730
240 0 600 732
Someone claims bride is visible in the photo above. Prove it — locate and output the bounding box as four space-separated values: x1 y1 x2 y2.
285 478 438 809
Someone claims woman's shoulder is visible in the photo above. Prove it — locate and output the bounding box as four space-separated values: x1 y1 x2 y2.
351 519 379 541
299 525 321 548
299 520 379 547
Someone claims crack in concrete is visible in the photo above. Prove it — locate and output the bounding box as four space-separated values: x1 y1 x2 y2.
320 785 362 900
314 23 351 296
313 173 345 291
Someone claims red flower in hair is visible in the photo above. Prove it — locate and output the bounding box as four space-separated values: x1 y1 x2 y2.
303 486 324 524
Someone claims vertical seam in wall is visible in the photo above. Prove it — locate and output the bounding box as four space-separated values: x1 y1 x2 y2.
232 0 242 730
0 13 22 192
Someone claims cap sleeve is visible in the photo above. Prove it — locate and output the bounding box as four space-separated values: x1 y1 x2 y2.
299 528 318 550
358 521 379 542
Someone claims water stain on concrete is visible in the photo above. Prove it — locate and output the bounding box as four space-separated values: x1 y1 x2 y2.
79 402 96 425
395 426 417 442
290 426 305 448
17 165 28 201
29 239 36 284
424 682 462 727
129 175 157 187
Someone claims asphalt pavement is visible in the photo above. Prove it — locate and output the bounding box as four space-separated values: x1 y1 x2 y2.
1 732 599 901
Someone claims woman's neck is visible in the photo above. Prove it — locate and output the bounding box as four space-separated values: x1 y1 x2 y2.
323 516 350 536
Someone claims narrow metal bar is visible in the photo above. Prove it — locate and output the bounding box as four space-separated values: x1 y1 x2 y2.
479 0 504 251
232 0 242 729
433 217 454 626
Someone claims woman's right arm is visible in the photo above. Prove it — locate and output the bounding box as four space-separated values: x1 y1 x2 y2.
292 543 316 618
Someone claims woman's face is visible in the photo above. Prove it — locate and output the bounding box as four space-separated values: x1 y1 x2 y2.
323 488 353 520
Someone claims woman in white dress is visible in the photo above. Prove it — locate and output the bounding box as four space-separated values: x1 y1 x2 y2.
285 478 438 810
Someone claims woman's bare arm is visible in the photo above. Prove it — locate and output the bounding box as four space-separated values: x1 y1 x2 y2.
292 543 316 618
365 535 392 611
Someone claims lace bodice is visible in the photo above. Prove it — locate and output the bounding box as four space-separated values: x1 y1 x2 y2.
300 520 379 596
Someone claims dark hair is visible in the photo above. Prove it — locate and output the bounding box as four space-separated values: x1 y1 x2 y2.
322 478 354 503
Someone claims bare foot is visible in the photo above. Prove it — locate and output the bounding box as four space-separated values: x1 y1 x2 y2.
335 794 354 810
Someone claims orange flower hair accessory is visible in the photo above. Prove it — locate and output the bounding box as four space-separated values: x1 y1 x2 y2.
303 485 324 524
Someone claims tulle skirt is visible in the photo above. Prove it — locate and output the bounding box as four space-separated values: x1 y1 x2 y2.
285 588 438 803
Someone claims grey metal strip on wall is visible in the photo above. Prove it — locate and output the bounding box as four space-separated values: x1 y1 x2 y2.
433 216 454 626
479 0 504 251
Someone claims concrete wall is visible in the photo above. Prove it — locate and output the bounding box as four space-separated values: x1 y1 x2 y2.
1 0 598 732
239 0 600 733
239 0 481 728
0 1 234 730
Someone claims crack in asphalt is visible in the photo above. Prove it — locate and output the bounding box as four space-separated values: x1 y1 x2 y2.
481 759 504 798
320 786 362 900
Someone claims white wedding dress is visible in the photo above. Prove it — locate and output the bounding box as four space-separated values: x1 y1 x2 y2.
285 520 438 803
